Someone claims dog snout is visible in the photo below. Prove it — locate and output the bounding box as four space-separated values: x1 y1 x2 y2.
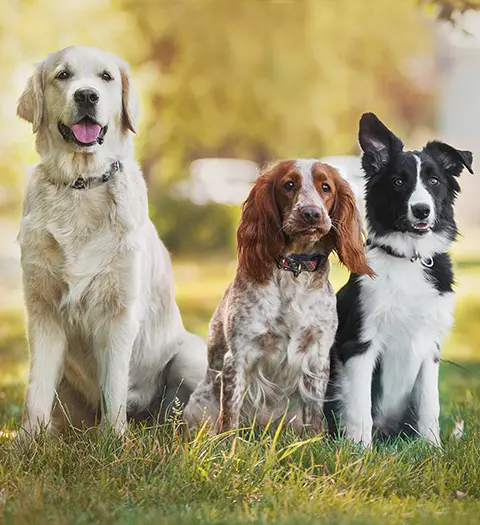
300 206 322 225
411 203 431 220
74 88 100 108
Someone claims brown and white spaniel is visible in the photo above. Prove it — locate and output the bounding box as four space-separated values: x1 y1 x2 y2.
183 159 372 434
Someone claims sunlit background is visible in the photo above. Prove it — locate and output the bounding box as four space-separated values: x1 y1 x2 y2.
1 0 479 427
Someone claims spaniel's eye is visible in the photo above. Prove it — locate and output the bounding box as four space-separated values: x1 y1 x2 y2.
284 181 295 191
56 70 71 81
429 177 439 186
393 178 404 187
101 71 113 82
321 183 331 193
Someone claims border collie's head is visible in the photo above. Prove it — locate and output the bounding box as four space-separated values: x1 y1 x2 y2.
359 112 473 254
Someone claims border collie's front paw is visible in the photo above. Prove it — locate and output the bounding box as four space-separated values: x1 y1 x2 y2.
345 421 372 448
419 422 442 448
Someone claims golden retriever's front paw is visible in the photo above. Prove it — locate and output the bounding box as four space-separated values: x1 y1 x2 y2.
14 424 46 451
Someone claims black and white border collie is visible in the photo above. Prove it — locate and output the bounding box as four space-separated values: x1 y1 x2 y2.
326 112 473 446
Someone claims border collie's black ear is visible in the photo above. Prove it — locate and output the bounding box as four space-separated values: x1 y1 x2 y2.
358 113 403 175
424 141 473 178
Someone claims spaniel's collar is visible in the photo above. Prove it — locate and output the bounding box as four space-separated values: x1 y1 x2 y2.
69 161 122 190
366 239 434 267
277 252 329 278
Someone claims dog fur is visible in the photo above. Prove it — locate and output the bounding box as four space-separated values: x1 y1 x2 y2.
325 113 473 446
183 160 371 433
17 46 207 436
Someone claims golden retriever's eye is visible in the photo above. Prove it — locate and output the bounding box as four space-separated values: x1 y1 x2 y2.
101 71 113 82
56 70 71 81
321 183 331 193
284 181 295 192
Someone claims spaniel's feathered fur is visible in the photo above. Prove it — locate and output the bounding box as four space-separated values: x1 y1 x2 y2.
184 159 371 433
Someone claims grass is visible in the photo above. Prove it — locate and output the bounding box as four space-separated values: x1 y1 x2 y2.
0 257 479 524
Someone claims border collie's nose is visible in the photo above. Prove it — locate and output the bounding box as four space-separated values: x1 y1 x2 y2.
301 206 321 224
412 203 431 220
74 88 99 107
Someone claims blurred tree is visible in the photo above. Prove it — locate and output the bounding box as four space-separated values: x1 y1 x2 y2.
0 0 130 214
115 0 436 255
1 0 460 256
118 0 434 190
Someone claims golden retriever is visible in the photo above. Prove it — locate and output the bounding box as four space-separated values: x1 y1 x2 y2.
17 46 207 436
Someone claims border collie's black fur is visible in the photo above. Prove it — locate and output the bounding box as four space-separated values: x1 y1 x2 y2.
325 113 473 446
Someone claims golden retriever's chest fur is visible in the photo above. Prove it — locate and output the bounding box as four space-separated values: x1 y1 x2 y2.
20 170 143 322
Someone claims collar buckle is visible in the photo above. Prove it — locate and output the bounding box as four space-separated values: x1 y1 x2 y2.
69 161 121 190
277 252 327 278
71 177 88 190
410 250 420 263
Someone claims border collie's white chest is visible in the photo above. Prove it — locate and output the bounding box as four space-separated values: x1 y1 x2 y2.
359 249 454 425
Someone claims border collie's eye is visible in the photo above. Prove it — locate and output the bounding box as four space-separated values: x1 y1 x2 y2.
101 71 113 82
56 70 71 80
393 178 404 187
321 183 331 193
429 177 439 186
284 181 295 191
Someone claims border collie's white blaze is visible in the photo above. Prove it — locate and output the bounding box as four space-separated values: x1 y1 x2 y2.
325 112 473 446
407 155 436 231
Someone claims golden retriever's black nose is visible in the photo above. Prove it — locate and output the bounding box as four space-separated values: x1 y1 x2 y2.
301 206 321 224
74 88 99 107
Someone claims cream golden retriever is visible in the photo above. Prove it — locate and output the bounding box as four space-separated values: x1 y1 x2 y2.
17 46 207 436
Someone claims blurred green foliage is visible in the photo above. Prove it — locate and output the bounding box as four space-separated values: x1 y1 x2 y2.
0 0 441 255
2 1 480 253
151 195 239 256
118 0 435 187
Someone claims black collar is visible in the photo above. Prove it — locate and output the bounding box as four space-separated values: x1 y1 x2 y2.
277 252 329 278
69 161 122 190
366 239 434 267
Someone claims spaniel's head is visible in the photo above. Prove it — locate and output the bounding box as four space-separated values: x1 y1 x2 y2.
237 159 373 283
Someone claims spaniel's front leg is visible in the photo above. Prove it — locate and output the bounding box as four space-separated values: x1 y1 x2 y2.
302 341 332 434
218 350 247 432
95 315 139 435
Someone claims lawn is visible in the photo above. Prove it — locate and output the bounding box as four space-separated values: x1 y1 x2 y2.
0 256 479 524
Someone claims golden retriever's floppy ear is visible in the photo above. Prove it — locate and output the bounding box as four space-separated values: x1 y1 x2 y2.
17 63 44 133
330 176 373 277
119 61 139 134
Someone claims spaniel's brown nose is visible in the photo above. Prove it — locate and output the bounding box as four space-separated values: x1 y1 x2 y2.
300 206 321 224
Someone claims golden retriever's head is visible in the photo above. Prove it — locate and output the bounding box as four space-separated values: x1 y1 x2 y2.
17 46 138 161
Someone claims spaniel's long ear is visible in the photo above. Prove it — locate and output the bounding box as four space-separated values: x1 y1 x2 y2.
331 177 373 277
237 168 284 283
119 60 139 134
17 62 45 133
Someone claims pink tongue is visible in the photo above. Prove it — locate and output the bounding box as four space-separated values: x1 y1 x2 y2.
71 122 101 144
